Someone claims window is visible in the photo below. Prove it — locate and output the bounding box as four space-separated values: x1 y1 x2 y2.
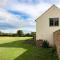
49 18 59 26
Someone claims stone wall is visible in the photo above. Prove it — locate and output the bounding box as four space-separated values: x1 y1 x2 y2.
53 29 60 60
36 39 43 48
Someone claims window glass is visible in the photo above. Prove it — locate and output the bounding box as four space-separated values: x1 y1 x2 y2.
49 18 59 26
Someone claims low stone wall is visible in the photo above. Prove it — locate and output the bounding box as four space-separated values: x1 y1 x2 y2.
36 39 43 48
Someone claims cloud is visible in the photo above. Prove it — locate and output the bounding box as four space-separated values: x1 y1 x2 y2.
0 22 15 29
8 10 31 20
0 7 36 33
7 0 40 5
1 0 60 33
0 0 51 33
6 1 51 19
0 0 8 8
0 8 20 29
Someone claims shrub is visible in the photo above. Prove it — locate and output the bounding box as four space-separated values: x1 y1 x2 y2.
42 40 49 48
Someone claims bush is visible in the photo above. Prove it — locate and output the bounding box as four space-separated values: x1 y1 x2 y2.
42 40 49 48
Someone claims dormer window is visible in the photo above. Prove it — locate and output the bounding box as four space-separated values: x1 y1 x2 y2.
49 18 59 26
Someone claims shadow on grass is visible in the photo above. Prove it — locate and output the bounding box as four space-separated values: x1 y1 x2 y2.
0 38 58 60
0 38 35 48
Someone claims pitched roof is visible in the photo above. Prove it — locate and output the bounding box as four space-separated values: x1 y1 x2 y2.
36 5 60 21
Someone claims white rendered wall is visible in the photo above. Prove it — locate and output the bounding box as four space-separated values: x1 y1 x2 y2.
36 6 60 45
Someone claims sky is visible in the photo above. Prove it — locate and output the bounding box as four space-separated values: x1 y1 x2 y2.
0 0 60 33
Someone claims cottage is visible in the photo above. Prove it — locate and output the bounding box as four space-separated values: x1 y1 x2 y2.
36 5 60 46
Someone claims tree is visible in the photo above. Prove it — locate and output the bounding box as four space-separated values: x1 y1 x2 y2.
17 30 23 36
31 32 36 37
25 33 31 37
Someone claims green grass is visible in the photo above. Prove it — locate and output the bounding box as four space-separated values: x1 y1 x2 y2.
0 37 58 60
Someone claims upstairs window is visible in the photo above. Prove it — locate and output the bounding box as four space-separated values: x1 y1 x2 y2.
49 18 59 26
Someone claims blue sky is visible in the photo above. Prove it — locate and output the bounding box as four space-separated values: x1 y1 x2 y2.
0 0 60 33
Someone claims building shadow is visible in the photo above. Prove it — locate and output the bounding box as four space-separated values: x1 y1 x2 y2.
0 38 35 48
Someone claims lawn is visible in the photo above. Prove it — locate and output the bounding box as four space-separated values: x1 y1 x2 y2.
0 37 58 60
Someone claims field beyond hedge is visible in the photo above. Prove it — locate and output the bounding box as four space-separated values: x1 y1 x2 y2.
0 37 58 60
